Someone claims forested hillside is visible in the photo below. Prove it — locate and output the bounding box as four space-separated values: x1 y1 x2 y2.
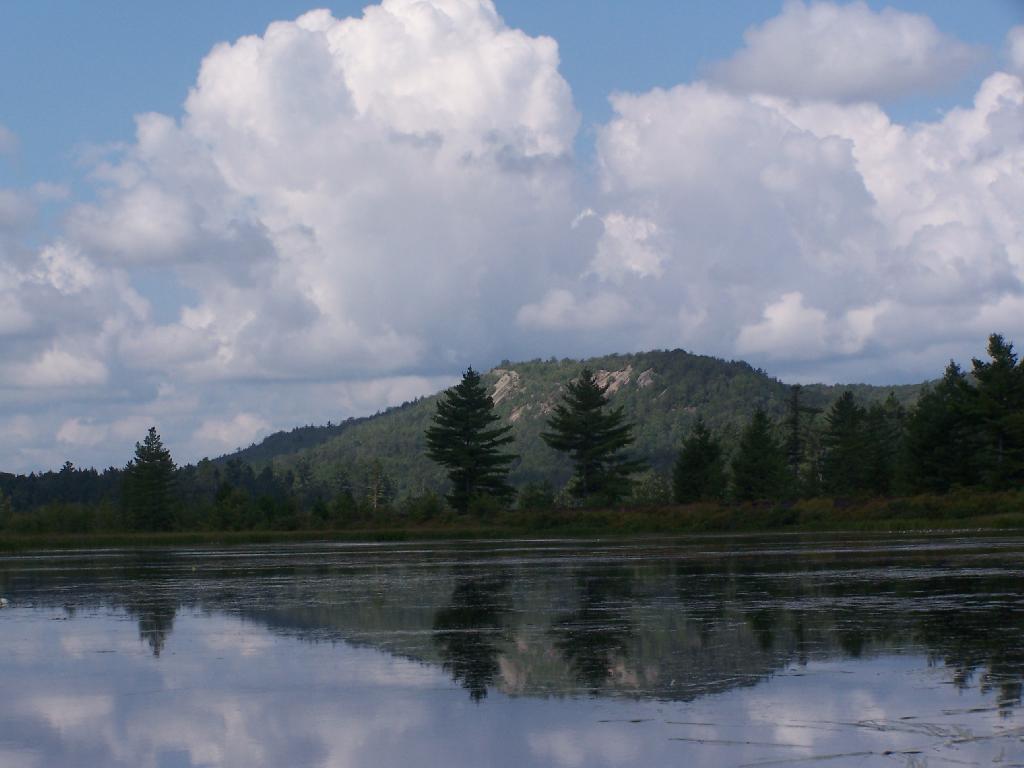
226 349 923 499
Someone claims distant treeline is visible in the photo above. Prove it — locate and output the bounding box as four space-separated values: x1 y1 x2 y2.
1 333 1021 536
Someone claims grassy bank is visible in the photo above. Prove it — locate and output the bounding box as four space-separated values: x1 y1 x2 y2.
2 490 1022 552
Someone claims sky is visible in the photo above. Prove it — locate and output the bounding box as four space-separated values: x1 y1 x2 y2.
0 0 1023 471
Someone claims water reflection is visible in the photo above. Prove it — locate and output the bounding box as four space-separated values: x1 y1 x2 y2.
434 576 510 701
2 536 1024 766
551 567 634 693
124 595 178 656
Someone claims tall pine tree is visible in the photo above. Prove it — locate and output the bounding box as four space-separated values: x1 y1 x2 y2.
971 334 1024 489
123 427 177 531
731 408 789 502
542 368 646 504
821 391 867 495
672 418 727 503
425 368 516 514
903 362 981 492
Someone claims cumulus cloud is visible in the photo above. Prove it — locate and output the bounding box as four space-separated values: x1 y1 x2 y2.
588 67 1024 380
64 0 578 386
710 1 977 102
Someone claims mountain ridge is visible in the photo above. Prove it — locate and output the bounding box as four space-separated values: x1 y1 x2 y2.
221 348 926 498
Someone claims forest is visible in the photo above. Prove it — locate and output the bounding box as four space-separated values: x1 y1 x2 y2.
0 333 1021 538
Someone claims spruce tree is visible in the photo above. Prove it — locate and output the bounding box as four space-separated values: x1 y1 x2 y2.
971 334 1024 488
821 391 867 495
731 408 789 502
542 368 645 503
123 427 177 531
903 362 981 492
425 368 516 513
672 418 726 503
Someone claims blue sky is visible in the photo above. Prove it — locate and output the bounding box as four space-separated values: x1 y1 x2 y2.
1 0 1023 470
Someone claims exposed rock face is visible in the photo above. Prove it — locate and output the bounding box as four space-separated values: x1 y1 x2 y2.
594 365 633 396
491 369 521 405
637 368 656 388
509 405 527 423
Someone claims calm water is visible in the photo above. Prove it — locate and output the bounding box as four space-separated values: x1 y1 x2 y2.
2 534 1024 767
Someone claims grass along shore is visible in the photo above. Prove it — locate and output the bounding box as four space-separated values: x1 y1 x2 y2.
1 490 1022 551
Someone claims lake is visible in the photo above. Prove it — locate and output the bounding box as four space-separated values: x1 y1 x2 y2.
1 534 1023 767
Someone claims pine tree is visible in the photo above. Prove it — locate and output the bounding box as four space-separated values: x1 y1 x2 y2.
903 362 980 492
123 427 177 531
542 368 646 504
425 368 516 513
783 384 821 494
821 391 867 495
971 334 1024 488
672 418 726 503
731 408 789 502
861 401 894 495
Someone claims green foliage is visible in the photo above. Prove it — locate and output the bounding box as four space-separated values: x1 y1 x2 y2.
541 368 646 504
672 418 726 503
631 470 672 506
123 427 177 531
971 333 1024 488
822 391 866 495
903 363 982 492
731 408 789 501
425 368 517 513
518 481 555 510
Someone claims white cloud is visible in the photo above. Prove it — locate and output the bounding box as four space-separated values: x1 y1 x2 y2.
590 67 1024 381
194 413 272 451
0 189 35 230
737 292 828 360
710 1 977 102
517 289 631 331
56 418 107 447
1009 27 1024 75
4 346 108 389
61 0 578 387
588 213 664 282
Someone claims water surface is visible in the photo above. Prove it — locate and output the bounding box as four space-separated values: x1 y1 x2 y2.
2 534 1023 766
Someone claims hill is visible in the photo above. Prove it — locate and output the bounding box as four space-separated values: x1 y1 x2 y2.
222 349 924 499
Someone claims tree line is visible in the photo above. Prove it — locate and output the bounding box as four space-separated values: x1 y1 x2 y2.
0 333 1020 534
426 333 1024 510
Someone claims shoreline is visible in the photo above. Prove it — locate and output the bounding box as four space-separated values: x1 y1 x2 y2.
2 492 1022 551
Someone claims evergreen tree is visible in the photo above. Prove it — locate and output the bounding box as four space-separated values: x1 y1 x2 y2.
123 427 177 531
425 368 516 513
821 391 867 495
542 368 646 503
903 362 980 492
861 399 902 495
783 384 821 494
971 334 1024 488
672 418 726 503
731 408 789 502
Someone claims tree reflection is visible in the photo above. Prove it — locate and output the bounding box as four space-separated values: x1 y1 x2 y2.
433 576 509 701
918 606 1024 713
125 595 179 657
551 567 634 693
